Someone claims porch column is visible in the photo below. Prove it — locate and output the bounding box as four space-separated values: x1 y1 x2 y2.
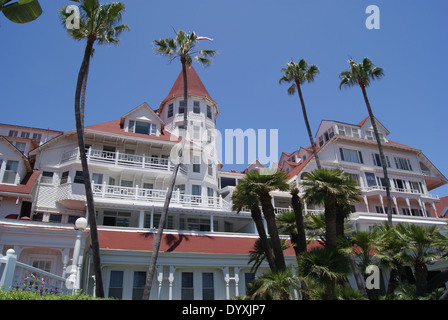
379 194 385 214
223 267 230 300
234 267 240 297
405 198 411 214
418 199 427 217
210 215 214 232
157 267 164 300
138 210 145 228
168 266 175 300
150 206 154 229
363 195 369 213
392 196 398 215
432 202 438 217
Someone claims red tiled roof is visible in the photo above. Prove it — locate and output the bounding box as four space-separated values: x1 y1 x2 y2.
98 230 298 255
0 170 41 196
85 120 181 143
159 64 216 109
435 196 448 219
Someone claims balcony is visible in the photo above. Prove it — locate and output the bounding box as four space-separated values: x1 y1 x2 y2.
92 183 232 211
61 148 187 175
361 185 439 200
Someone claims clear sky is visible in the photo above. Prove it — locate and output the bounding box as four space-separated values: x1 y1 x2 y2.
1 0 447 196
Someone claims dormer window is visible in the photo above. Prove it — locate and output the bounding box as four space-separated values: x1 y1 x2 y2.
366 130 386 142
207 105 212 119
338 125 360 138
168 104 174 118
129 120 157 136
179 101 185 114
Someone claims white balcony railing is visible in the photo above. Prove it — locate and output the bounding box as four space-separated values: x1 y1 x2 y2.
92 183 232 211
61 148 187 175
361 185 439 199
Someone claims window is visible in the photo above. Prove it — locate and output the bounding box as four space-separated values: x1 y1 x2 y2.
411 209 423 217
109 271 124 299
393 179 406 190
202 273 215 300
132 121 157 135
349 173 360 185
175 184 185 194
193 126 201 140
168 104 174 118
8 130 18 137
92 173 103 186
245 273 255 292
409 181 424 194
32 133 42 143
21 132 30 139
60 171 69 185
2 160 18 184
74 171 84 184
193 156 201 173
366 130 386 142
207 105 212 119
192 185 201 196
187 218 210 231
40 171 54 184
220 177 236 188
402 208 411 216
32 260 52 273
179 101 185 114
193 101 200 114
339 148 363 164
49 214 62 223
395 157 413 171
208 160 213 176
365 172 376 187
338 125 360 138
181 272 194 300
132 271 147 300
103 211 131 227
375 206 397 215
16 142 26 153
372 153 391 167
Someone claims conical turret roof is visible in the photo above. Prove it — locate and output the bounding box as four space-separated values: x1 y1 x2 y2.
160 64 217 108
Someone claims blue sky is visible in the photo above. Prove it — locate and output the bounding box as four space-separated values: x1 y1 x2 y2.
1 0 447 195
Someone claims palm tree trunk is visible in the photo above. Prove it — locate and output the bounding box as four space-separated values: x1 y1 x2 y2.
290 189 307 254
142 58 189 300
360 85 392 224
295 80 321 170
74 36 104 298
250 204 276 271
324 197 338 248
415 261 428 297
259 194 286 271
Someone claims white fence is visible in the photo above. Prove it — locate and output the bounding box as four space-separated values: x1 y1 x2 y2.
0 249 70 294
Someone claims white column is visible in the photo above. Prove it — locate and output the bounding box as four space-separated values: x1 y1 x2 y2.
210 215 214 232
432 202 438 217
150 206 154 229
168 266 175 300
406 198 411 214
138 210 145 228
223 267 230 300
234 267 240 297
392 196 398 215
379 194 385 214
363 195 369 213
157 267 164 300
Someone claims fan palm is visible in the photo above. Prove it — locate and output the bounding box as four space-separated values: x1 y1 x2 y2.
142 30 216 300
249 268 300 300
280 59 321 169
302 168 360 248
392 223 447 297
59 0 128 298
1 0 42 24
232 181 275 271
339 57 392 224
242 169 290 271
297 246 351 300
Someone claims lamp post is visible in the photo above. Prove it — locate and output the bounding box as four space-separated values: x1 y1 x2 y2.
66 217 87 293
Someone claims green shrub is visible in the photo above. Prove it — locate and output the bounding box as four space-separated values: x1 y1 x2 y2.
0 288 115 300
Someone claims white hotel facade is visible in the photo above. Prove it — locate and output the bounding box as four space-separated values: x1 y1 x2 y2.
0 66 446 299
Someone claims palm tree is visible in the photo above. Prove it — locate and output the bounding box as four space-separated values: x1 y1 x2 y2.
59 0 128 298
339 57 392 224
142 30 216 300
392 223 447 297
249 268 300 300
297 246 351 300
232 180 276 271
1 0 42 24
242 169 290 271
280 59 321 169
290 188 307 255
302 168 360 248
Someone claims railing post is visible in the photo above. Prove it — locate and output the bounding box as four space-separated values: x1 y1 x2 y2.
0 249 17 290
142 154 146 169
115 150 119 166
